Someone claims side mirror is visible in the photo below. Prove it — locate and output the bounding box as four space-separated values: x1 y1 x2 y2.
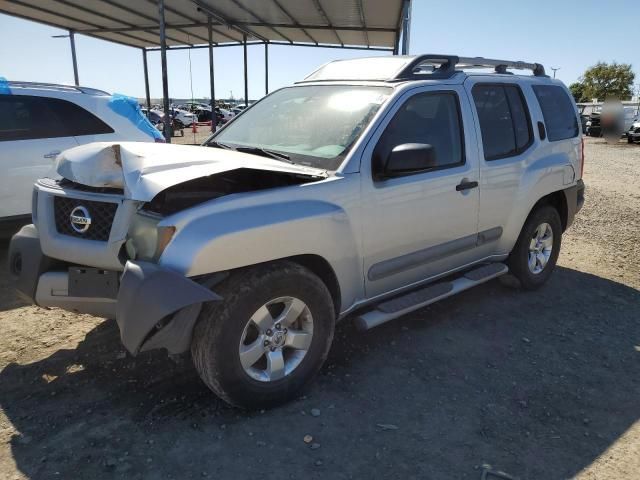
384 143 437 177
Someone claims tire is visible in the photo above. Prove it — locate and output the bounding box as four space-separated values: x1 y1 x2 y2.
628 136 634 144
191 261 335 409
506 205 562 290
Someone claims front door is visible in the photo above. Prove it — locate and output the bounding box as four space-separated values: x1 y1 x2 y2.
361 86 481 298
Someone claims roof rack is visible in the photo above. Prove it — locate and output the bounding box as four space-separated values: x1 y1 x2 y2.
392 54 547 81
6 81 110 95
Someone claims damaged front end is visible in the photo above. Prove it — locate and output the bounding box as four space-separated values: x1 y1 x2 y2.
116 261 221 355
22 142 326 355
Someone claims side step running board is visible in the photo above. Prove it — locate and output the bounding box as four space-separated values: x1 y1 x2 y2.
354 263 508 331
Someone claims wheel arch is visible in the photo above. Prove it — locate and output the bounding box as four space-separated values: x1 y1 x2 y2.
288 254 342 316
212 254 343 317
530 190 569 231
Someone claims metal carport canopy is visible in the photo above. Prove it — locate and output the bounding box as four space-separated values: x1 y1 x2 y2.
0 0 412 140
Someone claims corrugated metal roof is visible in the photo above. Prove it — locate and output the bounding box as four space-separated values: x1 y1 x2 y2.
0 0 405 49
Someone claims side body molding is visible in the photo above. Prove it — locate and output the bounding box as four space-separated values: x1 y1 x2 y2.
116 261 220 355
368 227 503 281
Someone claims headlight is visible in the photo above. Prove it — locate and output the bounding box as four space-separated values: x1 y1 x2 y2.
126 211 161 261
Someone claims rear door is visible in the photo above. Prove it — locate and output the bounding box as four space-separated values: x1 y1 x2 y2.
0 94 79 219
464 80 537 256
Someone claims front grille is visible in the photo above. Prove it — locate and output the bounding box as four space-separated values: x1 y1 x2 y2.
54 196 118 241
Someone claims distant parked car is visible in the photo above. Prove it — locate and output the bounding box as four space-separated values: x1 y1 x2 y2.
580 114 590 134
587 112 601 137
628 119 640 144
0 81 161 233
216 107 234 123
142 108 184 137
141 107 162 124
622 107 638 137
170 108 197 127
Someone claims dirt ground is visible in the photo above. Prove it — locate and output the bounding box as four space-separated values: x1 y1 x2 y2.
171 127 212 146
0 137 638 480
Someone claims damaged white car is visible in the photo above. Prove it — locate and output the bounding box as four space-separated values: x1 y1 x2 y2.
9 55 584 408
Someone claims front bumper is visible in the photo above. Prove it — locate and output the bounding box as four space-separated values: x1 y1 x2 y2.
116 261 220 354
8 225 220 355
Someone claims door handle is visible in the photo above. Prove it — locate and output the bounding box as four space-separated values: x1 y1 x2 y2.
537 121 547 140
44 150 61 159
456 180 478 191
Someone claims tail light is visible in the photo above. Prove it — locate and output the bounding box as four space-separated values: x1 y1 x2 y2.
579 136 585 178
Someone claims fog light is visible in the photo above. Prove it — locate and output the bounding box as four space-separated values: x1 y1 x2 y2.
10 252 22 276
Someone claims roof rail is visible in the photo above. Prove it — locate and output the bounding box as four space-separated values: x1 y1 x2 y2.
7 81 110 95
392 55 547 81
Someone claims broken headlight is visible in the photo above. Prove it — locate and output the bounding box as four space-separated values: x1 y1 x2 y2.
126 211 162 261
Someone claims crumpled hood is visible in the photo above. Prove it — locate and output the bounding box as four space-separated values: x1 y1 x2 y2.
55 142 327 201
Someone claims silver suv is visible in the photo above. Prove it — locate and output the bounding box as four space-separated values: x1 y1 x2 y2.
9 55 585 408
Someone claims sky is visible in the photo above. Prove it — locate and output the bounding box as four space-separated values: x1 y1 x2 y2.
0 0 638 101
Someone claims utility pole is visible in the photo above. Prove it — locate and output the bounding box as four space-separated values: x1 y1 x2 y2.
52 31 79 85
551 67 560 79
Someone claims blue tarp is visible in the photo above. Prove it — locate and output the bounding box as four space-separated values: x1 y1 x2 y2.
107 93 163 141
0 77 10 95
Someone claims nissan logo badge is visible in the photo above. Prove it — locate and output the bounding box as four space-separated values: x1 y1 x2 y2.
69 205 92 233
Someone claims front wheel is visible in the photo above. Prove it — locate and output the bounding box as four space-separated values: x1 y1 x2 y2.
506 205 562 290
191 261 335 408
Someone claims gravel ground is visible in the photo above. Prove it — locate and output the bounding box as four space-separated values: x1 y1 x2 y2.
0 137 638 480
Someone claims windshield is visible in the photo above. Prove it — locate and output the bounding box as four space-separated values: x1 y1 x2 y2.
207 85 392 170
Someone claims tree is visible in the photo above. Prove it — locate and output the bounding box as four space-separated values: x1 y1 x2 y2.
580 62 635 101
569 82 586 103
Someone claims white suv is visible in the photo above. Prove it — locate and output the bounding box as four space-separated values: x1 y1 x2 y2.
0 81 162 231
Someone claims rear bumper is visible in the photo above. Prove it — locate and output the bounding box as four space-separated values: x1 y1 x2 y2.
563 179 585 230
8 226 220 355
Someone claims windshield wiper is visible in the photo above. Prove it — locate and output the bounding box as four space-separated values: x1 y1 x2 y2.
234 146 293 163
208 140 233 150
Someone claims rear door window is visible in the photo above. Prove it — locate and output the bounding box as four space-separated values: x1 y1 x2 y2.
0 95 113 141
532 85 579 141
472 84 533 160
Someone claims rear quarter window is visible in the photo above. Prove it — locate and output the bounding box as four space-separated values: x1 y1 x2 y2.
533 85 579 141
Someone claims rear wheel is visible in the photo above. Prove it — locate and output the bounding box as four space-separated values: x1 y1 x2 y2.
191 261 335 408
506 205 562 290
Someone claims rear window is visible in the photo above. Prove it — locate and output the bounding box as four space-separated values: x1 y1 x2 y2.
532 85 579 141
0 95 113 142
